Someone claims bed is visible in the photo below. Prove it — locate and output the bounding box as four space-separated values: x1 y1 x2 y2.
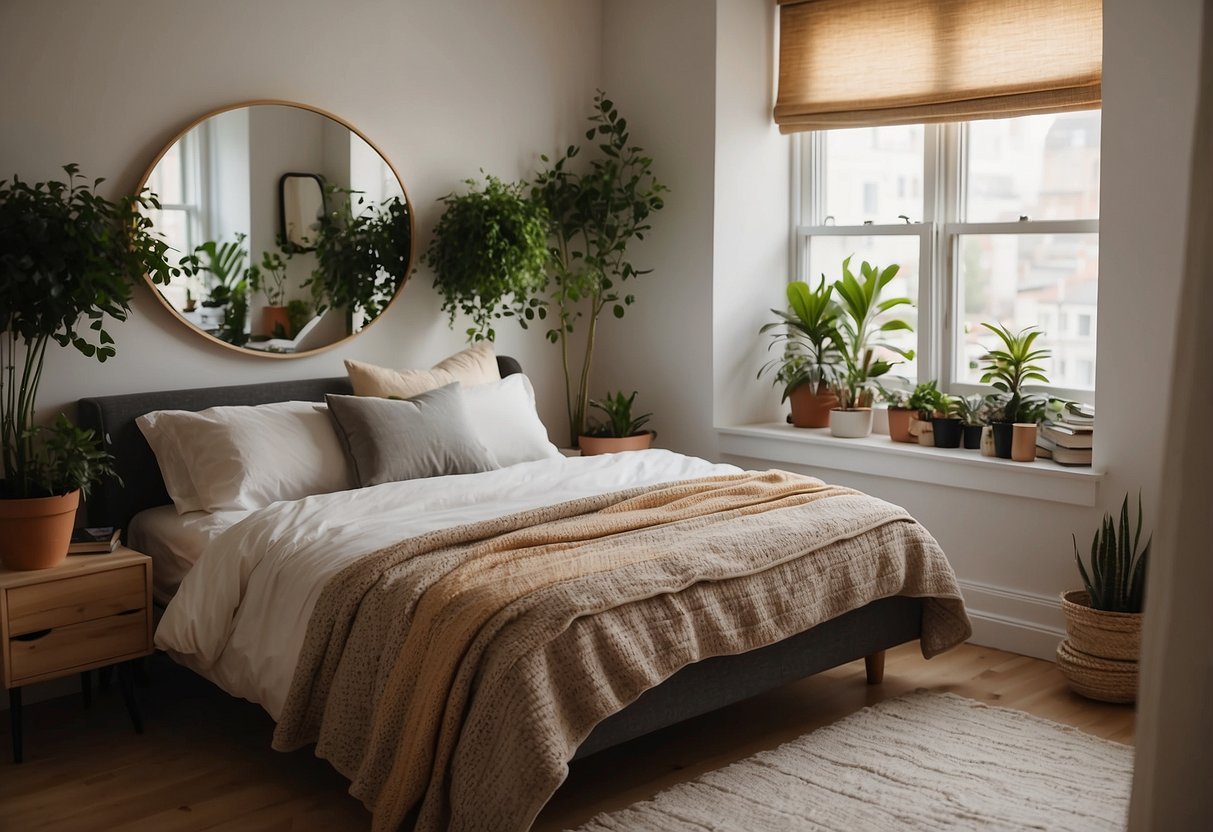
77 356 970 831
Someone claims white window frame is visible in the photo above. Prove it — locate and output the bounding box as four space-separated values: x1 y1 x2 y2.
792 120 1099 405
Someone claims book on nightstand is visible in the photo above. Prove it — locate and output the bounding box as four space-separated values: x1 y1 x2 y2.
68 526 121 554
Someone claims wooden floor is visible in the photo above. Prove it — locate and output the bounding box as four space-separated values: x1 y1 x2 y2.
0 642 1135 831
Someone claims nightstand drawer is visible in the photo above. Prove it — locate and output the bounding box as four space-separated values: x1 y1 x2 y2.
6 564 146 636
9 609 149 684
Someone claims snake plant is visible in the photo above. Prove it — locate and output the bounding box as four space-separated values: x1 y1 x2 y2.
1074 494 1151 613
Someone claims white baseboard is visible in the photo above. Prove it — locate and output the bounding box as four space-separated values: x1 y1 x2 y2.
958 579 1066 661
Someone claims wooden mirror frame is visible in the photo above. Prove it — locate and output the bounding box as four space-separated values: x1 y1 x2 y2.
135 99 415 360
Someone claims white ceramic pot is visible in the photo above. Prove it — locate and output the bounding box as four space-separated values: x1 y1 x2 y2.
829 408 873 439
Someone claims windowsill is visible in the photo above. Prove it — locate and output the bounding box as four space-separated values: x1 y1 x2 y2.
716 422 1104 507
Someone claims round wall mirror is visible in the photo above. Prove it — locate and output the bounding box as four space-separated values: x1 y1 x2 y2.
137 100 413 357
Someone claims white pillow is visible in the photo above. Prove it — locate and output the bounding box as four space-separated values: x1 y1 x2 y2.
137 400 353 513
460 374 561 467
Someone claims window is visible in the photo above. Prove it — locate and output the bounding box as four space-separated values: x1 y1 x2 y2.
146 129 205 309
795 111 1100 399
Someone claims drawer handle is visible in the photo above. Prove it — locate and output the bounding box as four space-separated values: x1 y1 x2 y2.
116 608 143 617
13 629 51 642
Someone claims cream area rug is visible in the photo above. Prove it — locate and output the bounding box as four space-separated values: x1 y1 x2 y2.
568 692 1133 831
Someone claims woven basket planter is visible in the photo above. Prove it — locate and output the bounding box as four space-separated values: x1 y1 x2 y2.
1058 590 1142 704
1055 640 1138 704
1059 590 1142 660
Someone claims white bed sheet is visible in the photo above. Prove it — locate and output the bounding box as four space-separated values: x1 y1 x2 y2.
128 505 249 603
155 450 740 720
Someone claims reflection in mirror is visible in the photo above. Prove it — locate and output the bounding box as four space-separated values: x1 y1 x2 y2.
280 173 325 251
140 102 413 357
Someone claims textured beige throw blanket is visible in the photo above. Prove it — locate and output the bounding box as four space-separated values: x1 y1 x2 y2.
273 471 971 832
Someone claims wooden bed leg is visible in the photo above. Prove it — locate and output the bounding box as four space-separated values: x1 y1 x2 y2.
864 650 886 684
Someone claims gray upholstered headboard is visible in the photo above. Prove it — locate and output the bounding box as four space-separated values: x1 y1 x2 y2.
76 355 523 531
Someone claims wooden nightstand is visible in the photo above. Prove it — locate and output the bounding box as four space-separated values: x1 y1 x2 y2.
0 547 153 763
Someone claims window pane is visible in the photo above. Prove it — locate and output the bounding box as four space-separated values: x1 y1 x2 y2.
965 112 1101 222
147 141 185 204
821 125 924 225
806 235 919 382
957 233 1098 390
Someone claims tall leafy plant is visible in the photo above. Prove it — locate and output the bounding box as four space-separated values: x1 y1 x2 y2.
532 90 667 444
978 322 1050 423
757 277 844 400
831 256 915 408
0 164 184 498
1074 494 1151 613
424 174 550 342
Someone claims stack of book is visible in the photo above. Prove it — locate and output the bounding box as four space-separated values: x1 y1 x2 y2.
68 526 121 554
1037 404 1095 466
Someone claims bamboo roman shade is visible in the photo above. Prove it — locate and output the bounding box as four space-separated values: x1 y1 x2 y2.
775 0 1102 133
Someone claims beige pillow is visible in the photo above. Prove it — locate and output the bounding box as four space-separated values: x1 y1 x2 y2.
345 343 500 399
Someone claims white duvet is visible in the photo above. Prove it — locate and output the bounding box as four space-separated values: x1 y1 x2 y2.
155 450 740 720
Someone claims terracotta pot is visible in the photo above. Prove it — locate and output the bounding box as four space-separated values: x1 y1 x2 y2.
1011 422 1038 462
0 489 80 571
788 383 837 429
262 306 291 338
991 422 1014 458
932 417 963 448
886 407 915 443
578 431 655 456
829 408 873 439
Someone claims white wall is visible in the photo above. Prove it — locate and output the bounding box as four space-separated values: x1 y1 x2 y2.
0 0 603 439
597 0 721 457
598 1 787 460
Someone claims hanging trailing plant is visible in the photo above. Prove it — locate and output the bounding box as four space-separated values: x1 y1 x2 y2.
424 174 550 342
532 90 667 445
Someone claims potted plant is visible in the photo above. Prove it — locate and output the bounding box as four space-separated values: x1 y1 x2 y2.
979 322 1050 460
1057 494 1150 704
578 390 655 455
956 394 992 450
532 91 667 446
829 365 877 438
882 387 916 443
828 257 914 440
930 392 964 448
248 249 292 338
425 173 550 342
0 164 182 569
907 380 941 446
758 277 843 428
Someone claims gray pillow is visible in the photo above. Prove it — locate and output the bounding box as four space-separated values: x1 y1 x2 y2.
325 384 499 487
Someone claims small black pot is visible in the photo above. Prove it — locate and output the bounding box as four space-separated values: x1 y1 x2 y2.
932 417 963 448
991 422 1015 459
962 424 984 449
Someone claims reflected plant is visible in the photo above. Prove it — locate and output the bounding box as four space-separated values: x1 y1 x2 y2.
196 233 248 307
249 250 289 307
307 187 411 329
